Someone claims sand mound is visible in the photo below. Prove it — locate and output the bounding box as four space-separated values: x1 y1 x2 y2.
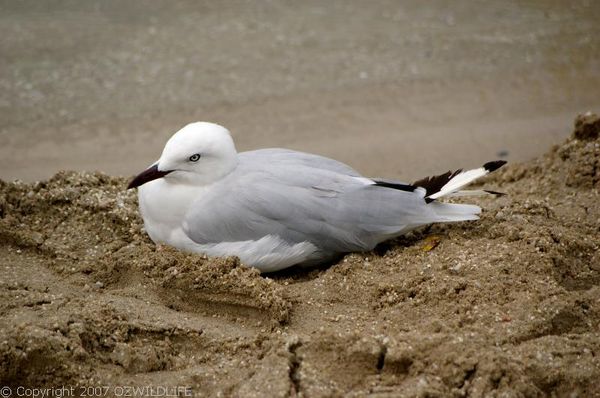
1 114 600 396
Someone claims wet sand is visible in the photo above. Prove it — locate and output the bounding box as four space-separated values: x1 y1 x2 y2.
1 0 599 181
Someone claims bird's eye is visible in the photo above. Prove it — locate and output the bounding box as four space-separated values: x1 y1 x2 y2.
188 153 201 162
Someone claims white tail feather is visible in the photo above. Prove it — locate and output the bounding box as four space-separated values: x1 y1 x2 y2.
430 202 481 222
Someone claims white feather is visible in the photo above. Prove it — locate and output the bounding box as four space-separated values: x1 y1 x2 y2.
429 202 481 221
427 167 488 200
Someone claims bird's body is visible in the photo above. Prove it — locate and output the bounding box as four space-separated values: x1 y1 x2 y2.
129 122 505 272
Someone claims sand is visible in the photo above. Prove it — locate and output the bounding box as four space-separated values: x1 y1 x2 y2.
0 114 599 396
2 2 600 395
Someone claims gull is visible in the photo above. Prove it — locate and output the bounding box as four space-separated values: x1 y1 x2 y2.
128 122 505 272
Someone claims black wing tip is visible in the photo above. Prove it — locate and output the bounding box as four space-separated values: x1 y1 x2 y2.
373 180 418 192
484 189 506 197
483 160 507 172
412 169 462 198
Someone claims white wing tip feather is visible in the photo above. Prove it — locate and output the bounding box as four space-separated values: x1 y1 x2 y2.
427 160 506 200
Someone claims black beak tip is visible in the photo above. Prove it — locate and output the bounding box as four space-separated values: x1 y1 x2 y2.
126 164 172 190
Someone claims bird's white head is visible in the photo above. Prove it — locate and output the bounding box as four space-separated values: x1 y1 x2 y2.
128 122 238 189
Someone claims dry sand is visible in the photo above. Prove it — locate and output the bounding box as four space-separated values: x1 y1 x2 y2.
1 114 599 396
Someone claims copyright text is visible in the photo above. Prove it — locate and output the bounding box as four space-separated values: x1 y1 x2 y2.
0 386 192 398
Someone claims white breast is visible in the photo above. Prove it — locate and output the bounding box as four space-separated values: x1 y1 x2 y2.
138 178 204 246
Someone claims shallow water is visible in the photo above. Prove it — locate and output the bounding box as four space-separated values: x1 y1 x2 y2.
1 0 599 181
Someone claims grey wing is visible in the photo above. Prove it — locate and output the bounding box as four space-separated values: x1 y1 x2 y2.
183 151 437 253
238 149 362 177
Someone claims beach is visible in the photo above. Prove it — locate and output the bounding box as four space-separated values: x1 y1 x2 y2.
1 1 600 396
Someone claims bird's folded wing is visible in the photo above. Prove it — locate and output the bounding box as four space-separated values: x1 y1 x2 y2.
182 151 439 253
